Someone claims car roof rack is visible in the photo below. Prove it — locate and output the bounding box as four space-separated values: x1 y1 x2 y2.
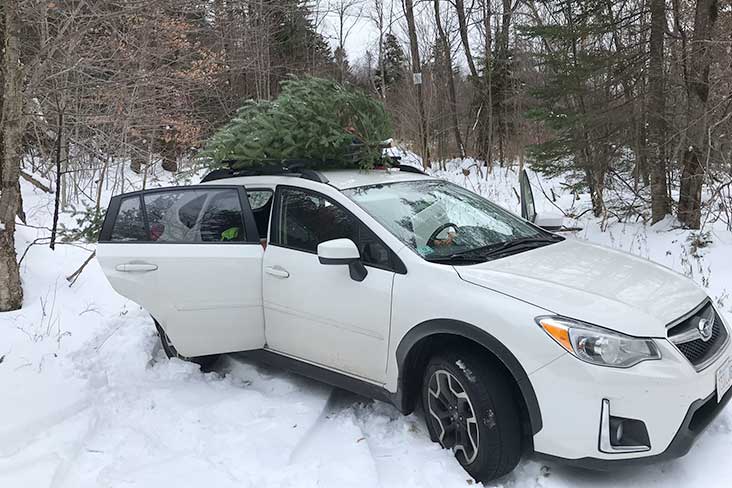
396 164 427 175
201 160 330 184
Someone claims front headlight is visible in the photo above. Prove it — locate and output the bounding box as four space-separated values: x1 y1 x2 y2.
536 316 661 368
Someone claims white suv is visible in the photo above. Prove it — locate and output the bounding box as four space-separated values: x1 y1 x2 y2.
97 165 732 482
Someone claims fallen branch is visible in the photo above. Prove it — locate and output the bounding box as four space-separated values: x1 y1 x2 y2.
16 222 53 231
20 171 52 193
18 237 51 265
18 238 95 266
66 250 96 287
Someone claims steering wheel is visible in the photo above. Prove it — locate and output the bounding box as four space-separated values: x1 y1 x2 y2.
428 222 460 247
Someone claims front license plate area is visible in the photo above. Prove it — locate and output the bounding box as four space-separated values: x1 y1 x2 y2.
716 357 732 402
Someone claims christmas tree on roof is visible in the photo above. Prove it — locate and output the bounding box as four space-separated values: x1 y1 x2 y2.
200 77 393 170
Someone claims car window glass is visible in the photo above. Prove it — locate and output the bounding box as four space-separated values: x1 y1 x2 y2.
248 190 273 210
247 189 274 239
111 196 146 241
344 180 544 258
179 195 206 228
276 187 391 268
200 190 246 242
145 190 209 242
520 171 536 222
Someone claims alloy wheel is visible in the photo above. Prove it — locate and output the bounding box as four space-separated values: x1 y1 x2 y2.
426 369 480 464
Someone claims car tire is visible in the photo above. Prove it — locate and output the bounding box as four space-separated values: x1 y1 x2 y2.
154 320 219 370
421 350 522 482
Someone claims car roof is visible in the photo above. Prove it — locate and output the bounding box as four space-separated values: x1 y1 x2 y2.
321 168 433 189
200 168 434 190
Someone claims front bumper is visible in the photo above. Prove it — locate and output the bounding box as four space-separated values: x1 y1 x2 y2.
529 336 732 467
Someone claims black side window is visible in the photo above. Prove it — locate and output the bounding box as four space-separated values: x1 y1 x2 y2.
359 226 391 267
276 187 391 268
111 196 146 241
200 190 246 242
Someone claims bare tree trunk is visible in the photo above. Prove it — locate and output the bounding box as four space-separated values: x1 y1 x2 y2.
403 0 430 168
50 110 64 250
678 0 718 229
454 0 479 79
648 0 671 223
95 156 110 211
433 0 465 158
456 0 491 162
0 0 24 311
374 0 387 99
493 0 513 167
483 0 494 169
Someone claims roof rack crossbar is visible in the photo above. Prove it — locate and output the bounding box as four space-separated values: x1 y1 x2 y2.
397 164 427 175
201 163 329 184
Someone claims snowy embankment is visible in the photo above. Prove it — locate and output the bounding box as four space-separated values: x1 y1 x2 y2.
1 158 732 487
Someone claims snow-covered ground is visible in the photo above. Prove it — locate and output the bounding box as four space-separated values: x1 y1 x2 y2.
2 158 732 487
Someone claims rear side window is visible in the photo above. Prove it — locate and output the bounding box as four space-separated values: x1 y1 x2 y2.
111 196 146 241
103 187 252 243
200 190 246 242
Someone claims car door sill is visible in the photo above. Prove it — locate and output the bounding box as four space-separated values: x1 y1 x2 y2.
235 348 398 408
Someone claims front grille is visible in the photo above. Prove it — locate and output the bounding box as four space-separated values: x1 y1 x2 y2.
667 302 728 370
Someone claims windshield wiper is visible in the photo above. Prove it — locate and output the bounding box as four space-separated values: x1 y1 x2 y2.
480 235 563 257
443 235 562 261
423 253 488 264
423 235 563 264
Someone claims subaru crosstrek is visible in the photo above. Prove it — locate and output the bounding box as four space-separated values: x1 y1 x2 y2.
97 165 732 482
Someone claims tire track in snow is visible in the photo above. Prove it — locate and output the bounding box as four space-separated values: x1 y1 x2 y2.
285 387 339 465
287 389 383 488
348 400 475 488
0 397 91 459
48 409 101 488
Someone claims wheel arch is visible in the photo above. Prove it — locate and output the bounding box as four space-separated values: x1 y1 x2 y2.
394 318 543 437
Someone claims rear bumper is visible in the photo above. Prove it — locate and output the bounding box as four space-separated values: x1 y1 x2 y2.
534 384 732 470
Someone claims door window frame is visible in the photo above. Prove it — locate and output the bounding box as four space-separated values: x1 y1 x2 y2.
519 169 537 223
98 185 260 245
270 184 407 274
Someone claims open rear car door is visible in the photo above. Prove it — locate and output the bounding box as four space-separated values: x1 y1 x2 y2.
97 185 265 357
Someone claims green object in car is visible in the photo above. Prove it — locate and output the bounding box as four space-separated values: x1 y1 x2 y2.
221 227 240 241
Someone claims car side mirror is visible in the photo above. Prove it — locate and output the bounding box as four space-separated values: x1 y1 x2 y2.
534 212 564 232
317 238 368 282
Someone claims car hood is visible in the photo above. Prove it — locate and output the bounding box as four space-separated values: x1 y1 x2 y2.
456 239 707 337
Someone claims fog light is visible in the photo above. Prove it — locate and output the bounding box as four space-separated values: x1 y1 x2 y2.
600 399 651 453
610 418 624 444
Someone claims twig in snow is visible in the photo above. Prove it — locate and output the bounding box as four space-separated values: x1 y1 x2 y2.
66 250 96 286
19 238 95 266
18 237 52 265
16 222 53 231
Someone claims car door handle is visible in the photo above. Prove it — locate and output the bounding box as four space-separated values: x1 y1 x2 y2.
116 263 158 272
264 265 290 278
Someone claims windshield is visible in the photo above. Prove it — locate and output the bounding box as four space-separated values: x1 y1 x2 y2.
343 180 553 261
